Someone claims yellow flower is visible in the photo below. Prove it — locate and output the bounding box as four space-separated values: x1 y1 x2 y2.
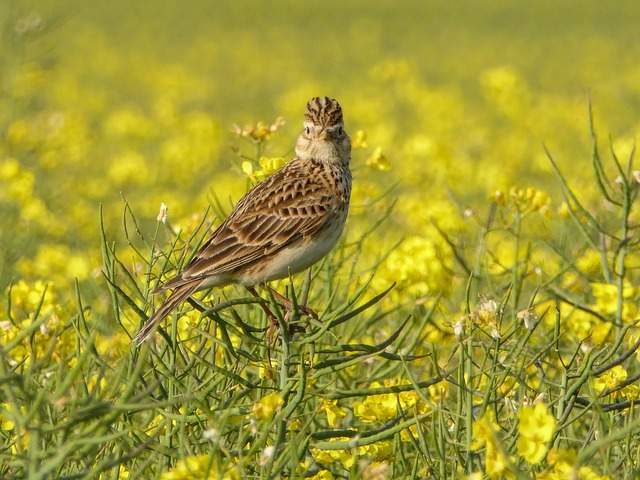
469 298 503 339
577 466 611 480
379 236 452 299
118 465 130 479
100 465 130 480
352 130 368 148
471 410 500 450
242 156 286 182
365 147 391 171
11 428 29 455
108 150 148 186
17 243 91 281
540 448 611 480
2 280 74 365
591 282 636 321
257 361 277 380
0 158 21 181
147 414 169 436
516 402 555 464
576 249 604 276
470 410 511 478
95 332 130 362
539 448 576 480
621 384 640 400
103 107 153 139
353 391 397 423
160 455 237 480
480 66 529 117
427 381 449 402
564 309 611 345
319 399 346 427
252 392 283 420
232 117 285 142
311 442 354 468
241 160 255 177
353 381 429 424
358 440 393 461
592 365 627 397
0 403 15 430
87 375 108 393
307 471 334 480
508 186 551 215
546 447 576 466
485 442 509 479
400 423 419 442
558 202 571 218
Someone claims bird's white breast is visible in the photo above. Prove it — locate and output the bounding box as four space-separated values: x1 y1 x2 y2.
238 216 345 286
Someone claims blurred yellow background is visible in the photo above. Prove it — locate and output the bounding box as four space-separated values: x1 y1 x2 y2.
3 1 640 286
3 2 640 478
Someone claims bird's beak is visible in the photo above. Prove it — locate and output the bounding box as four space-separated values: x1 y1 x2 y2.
316 127 327 140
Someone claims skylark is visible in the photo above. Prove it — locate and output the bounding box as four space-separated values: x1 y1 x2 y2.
134 97 352 344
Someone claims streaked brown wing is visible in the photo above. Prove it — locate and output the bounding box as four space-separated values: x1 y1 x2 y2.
167 158 340 285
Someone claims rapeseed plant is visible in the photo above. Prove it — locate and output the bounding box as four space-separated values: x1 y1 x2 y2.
1 1 640 478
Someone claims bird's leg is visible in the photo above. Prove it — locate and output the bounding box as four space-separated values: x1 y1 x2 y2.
265 285 318 320
245 286 280 347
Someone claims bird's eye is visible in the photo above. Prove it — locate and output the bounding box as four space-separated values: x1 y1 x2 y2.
304 126 311 135
336 126 343 136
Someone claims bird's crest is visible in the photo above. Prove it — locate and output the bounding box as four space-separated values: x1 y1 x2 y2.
304 96 343 127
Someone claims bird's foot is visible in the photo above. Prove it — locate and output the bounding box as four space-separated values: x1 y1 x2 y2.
246 286 310 346
266 311 305 342
265 314 280 347
267 287 319 320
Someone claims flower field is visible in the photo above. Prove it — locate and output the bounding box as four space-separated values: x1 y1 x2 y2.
2 1 640 478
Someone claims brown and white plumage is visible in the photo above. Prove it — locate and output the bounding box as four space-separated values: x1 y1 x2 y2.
134 97 352 344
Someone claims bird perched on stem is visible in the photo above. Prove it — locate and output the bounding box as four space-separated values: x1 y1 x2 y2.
134 97 352 344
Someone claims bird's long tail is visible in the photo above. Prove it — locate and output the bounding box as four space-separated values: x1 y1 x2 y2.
133 281 201 345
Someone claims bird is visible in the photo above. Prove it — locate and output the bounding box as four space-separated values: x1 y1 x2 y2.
133 96 352 344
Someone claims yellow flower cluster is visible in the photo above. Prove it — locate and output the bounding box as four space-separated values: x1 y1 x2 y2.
591 282 636 321
0 158 57 232
540 449 611 480
252 392 284 421
493 186 551 216
352 381 431 424
517 403 556 464
160 456 238 480
471 298 501 339
0 403 16 431
471 411 510 479
232 117 286 143
592 365 627 398
1 280 73 365
378 236 452 300
311 440 393 469
17 243 92 282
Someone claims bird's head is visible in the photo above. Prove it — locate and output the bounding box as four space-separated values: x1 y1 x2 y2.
295 96 351 164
